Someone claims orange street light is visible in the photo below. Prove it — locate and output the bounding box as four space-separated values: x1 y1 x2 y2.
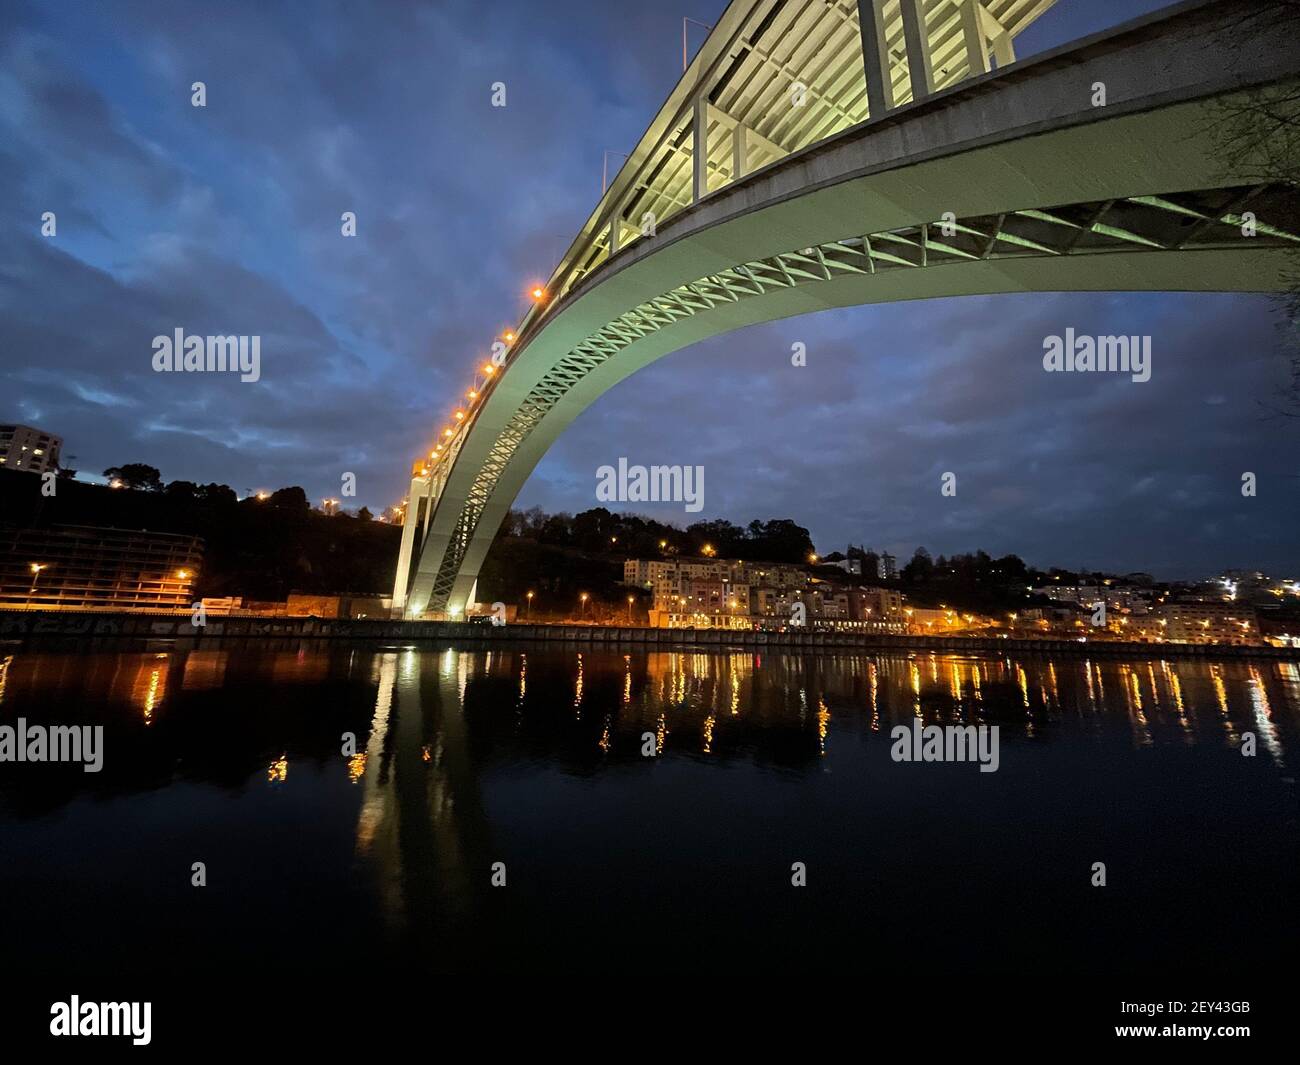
27 563 50 606
530 286 547 301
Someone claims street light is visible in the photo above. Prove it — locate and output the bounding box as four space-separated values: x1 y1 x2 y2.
627 595 634 624
579 592 589 618
27 563 48 606
526 590 534 618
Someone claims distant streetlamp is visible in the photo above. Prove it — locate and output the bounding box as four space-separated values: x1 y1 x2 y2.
627 595 634 624
526 590 534 618
580 592 589 617
27 562 48 606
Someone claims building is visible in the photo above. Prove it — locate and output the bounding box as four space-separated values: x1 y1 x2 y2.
0 424 62 475
852 586 903 621
1031 580 1157 617
879 552 897 580
0 524 203 609
1156 599 1260 645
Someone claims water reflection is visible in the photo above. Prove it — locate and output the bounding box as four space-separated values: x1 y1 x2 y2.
3 645 1297 790
1 642 1297 974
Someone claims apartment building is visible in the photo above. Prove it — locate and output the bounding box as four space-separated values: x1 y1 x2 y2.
0 424 62 474
0 524 203 609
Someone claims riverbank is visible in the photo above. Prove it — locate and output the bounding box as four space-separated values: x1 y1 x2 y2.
1 608 1292 659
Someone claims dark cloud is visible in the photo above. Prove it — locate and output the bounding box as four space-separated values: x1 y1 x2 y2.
0 0 1294 578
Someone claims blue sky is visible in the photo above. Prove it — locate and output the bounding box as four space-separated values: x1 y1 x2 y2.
1 0 1295 578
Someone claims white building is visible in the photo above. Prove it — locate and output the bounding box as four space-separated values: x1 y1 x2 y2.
0 424 62 474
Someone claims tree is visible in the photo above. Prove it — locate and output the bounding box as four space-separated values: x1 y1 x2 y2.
103 464 162 491
539 513 574 545
358 506 373 521
1210 0 1300 418
745 519 814 563
268 486 310 512
902 547 934 583
196 483 238 506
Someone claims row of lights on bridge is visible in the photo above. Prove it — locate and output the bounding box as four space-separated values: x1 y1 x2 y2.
411 284 550 487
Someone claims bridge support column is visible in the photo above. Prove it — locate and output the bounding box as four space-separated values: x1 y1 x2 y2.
732 121 747 181
693 94 708 201
856 0 895 115
391 471 432 617
899 0 935 101
960 0 991 76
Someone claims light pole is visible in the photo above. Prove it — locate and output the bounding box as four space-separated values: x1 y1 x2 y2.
27 562 48 606
627 595 634 625
526 590 534 619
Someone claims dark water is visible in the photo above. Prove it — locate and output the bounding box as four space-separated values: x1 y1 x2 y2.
1 641 1297 991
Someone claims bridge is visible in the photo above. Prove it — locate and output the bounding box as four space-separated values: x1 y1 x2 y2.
392 0 1300 619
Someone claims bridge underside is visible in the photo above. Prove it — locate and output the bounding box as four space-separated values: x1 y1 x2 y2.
403 195 1297 618
396 0 1300 619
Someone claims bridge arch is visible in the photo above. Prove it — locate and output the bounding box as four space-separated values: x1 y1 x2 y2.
394 0 1300 618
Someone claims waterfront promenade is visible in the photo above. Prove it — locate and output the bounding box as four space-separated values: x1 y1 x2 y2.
1 608 1292 660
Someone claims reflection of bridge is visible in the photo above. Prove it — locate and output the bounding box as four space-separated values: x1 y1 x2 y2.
393 0 1300 619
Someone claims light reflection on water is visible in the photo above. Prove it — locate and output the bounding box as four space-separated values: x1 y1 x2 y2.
0 641 1297 976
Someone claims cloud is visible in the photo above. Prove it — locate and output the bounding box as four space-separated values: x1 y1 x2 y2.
0 0 1294 578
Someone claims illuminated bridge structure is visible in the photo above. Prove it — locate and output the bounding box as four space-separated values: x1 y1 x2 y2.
393 0 1300 618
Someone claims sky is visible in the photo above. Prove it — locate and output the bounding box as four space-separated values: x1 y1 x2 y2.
1 0 1295 580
